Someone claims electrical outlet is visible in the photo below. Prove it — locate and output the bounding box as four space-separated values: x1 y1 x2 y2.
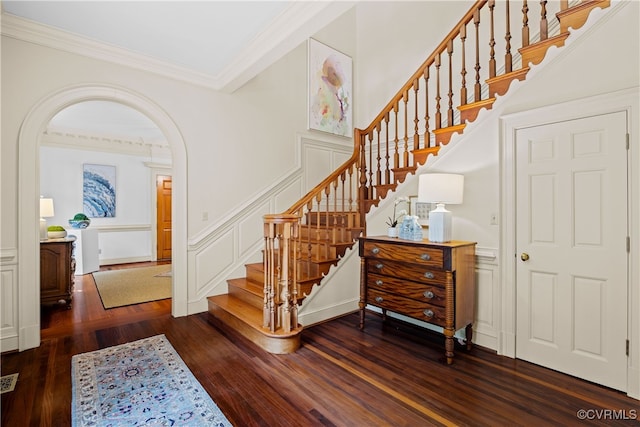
202 212 208 221
490 213 498 225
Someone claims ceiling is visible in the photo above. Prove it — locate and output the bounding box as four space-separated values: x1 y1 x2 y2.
2 1 353 143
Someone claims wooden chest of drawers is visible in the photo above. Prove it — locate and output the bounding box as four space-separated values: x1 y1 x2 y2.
40 237 76 308
358 236 476 364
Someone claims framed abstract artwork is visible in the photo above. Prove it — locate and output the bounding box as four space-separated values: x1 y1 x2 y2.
308 38 353 137
83 164 116 217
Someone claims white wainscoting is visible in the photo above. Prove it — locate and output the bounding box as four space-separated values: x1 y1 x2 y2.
1 248 19 352
186 134 353 314
93 224 153 265
473 247 499 351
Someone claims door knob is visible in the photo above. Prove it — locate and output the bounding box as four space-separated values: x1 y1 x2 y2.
521 252 530 261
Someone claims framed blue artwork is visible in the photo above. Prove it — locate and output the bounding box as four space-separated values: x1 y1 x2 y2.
83 164 116 217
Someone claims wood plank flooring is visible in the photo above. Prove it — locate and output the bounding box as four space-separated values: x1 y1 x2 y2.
2 262 639 426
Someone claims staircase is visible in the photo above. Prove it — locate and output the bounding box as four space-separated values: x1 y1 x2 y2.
208 0 612 354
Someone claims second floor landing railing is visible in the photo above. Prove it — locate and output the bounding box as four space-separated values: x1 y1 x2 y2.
262 0 611 336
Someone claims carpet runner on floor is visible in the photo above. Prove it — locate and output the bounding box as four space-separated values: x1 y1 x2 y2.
71 334 231 426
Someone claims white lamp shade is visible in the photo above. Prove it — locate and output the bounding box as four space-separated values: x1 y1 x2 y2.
418 173 464 204
40 198 55 217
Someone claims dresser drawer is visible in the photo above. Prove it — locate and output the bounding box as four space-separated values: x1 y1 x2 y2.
367 288 446 327
362 241 443 268
367 273 446 306
366 259 451 286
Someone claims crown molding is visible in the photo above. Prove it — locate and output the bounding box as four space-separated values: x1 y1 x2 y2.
1 2 355 93
1 13 219 89
42 128 172 159
217 1 356 93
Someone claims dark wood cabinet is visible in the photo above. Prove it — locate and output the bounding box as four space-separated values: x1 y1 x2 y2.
40 237 76 308
359 236 476 364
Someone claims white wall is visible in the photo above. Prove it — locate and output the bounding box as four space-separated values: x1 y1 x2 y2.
2 1 638 380
40 146 154 264
343 0 640 392
0 4 358 350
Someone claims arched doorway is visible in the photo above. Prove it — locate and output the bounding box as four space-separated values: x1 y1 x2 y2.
18 84 188 350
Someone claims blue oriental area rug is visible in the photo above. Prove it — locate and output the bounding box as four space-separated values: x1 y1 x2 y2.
71 335 231 426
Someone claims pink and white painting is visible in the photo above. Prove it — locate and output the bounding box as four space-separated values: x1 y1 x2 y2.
308 38 352 137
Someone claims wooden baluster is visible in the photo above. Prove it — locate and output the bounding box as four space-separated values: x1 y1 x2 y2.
540 0 548 40
339 172 345 218
473 9 482 102
505 0 513 73
413 79 420 152
357 130 368 204
435 52 442 130
423 67 431 147
332 179 339 241
489 0 497 78
522 0 530 47
305 200 313 276
280 222 291 333
290 221 298 329
460 23 468 106
324 186 330 257
315 193 322 249
560 0 568 11
393 103 400 170
384 113 391 184
367 132 374 198
446 39 455 127
263 222 274 329
402 91 409 167
375 123 382 186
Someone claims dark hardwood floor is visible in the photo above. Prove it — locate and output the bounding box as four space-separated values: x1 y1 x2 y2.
2 262 639 426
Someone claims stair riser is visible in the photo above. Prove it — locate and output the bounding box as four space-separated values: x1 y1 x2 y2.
208 302 301 354
228 284 264 309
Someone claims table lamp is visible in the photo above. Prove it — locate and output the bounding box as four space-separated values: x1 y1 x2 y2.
418 173 464 243
40 197 55 240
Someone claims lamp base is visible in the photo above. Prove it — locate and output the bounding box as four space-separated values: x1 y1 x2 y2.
40 218 48 240
428 203 452 243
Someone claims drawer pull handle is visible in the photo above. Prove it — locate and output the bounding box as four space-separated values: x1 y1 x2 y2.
375 296 384 303
424 272 435 279
421 253 431 261
372 247 380 255
423 309 434 318
423 291 434 299
375 279 384 286
376 263 384 270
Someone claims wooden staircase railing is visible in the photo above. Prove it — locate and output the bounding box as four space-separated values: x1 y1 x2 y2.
208 0 611 354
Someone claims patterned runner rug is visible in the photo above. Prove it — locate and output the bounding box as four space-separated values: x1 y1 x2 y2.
71 335 231 426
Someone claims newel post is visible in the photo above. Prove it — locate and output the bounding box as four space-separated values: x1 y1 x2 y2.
263 214 300 333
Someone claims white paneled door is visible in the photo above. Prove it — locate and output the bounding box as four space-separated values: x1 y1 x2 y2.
515 111 628 391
